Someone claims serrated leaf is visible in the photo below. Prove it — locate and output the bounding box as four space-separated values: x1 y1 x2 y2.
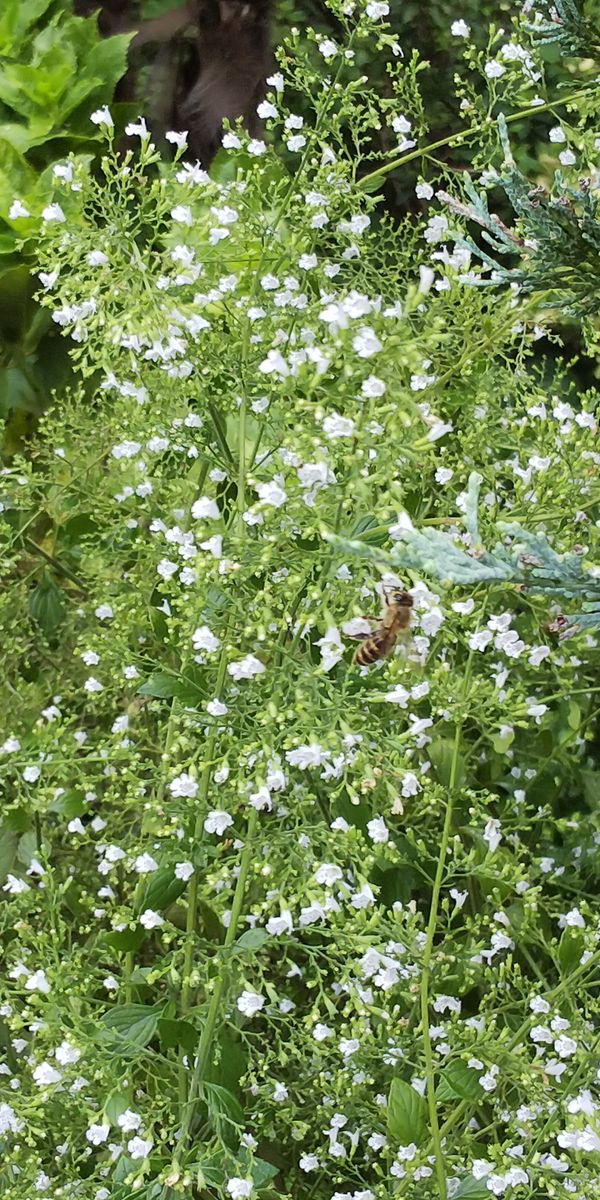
386 1078 427 1146
437 1060 482 1102
202 1082 244 1128
252 1158 279 1188
100 1004 161 1047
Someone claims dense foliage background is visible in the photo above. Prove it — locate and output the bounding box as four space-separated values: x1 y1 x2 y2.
2 1 600 1199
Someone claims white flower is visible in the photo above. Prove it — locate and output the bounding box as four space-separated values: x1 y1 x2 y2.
140 909 164 929
165 129 188 149
87 250 109 266
366 0 389 17
23 765 41 782
204 810 234 836
555 1034 577 1058
86 1123 110 1145
415 181 434 200
174 861 194 881
318 37 337 59
9 200 29 219
352 328 382 358
128 1136 153 1159
227 1179 253 1199
3 874 30 894
313 1023 333 1041
287 134 306 152
169 773 198 798
256 480 287 508
90 105 113 128
117 1109 142 1131
33 1062 62 1086
247 785 271 812
266 911 293 935
559 148 576 166
192 625 220 653
191 496 220 520
299 1153 320 1170
315 626 344 672
236 990 265 1017
314 863 343 886
25 969 50 993
257 100 277 118
207 698 228 716
367 816 389 844
559 907 585 929
322 413 355 438
483 818 502 853
227 655 265 681
200 534 222 558
42 203 65 222
286 743 326 769
133 853 158 874
549 125 566 143
266 71 284 91
339 1037 360 1057
451 19 470 36
484 60 506 78
126 117 149 138
95 604 113 620
259 349 289 376
0 1104 22 1135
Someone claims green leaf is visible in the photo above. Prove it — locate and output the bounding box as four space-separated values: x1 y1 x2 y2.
17 830 38 867
436 1060 482 1102
201 1082 244 1128
452 1179 491 1199
137 671 182 699
28 571 65 634
558 926 585 975
104 927 146 953
157 1017 197 1054
386 1078 427 1146
103 1088 133 1124
101 1004 162 1047
0 824 18 885
235 928 270 950
135 867 187 914
252 1158 279 1188
428 737 466 788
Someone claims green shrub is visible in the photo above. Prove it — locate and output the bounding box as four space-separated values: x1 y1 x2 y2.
2 4 600 1200
0 0 130 431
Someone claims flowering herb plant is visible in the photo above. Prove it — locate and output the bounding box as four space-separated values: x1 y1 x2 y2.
2 3 600 1199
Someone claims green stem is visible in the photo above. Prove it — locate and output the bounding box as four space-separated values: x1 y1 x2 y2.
420 720 462 1200
359 83 600 187
178 806 258 1149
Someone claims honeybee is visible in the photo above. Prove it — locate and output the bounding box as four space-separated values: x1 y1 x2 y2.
347 588 414 666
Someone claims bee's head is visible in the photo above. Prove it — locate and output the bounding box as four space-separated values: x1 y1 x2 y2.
391 589 413 608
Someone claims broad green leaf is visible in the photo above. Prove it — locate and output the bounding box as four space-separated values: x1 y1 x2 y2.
105 927 145 953
236 928 270 950
558 927 585 975
137 672 183 699
452 1179 491 1198
103 1088 133 1124
437 1060 482 1102
0 825 18 885
28 571 65 634
135 866 187 914
157 1017 197 1054
101 1004 162 1047
202 1082 244 1128
386 1078 427 1146
429 737 467 788
252 1158 279 1188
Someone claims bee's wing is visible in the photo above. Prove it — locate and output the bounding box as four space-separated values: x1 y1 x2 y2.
345 631 372 642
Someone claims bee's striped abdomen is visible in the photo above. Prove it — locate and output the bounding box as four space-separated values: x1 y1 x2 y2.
354 630 394 666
